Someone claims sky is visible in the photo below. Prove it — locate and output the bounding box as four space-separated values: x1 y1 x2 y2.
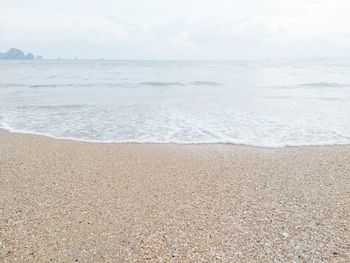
0 0 349 59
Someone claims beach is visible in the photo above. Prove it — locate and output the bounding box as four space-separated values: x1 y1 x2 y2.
0 128 349 262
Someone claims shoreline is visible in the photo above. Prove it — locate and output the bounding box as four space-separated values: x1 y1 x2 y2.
1 128 349 150
1 129 349 261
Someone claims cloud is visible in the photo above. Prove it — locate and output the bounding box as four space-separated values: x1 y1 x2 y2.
0 0 349 59
168 31 196 48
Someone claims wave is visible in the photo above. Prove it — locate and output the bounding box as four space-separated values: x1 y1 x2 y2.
268 82 350 90
30 84 97 89
138 82 185 87
1 125 350 149
264 96 342 101
0 83 28 89
264 96 296 100
16 104 86 110
30 84 59 88
190 81 220 86
299 82 348 88
22 81 222 89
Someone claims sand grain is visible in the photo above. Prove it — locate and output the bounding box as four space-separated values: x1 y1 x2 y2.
0 130 349 262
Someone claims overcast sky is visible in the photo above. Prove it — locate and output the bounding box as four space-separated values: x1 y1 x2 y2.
0 0 349 59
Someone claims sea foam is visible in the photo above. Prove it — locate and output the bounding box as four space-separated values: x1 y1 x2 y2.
1 59 350 147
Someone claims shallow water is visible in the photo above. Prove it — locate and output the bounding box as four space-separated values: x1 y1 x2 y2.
1 59 350 147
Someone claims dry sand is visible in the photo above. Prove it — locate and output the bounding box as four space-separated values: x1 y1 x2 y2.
0 129 349 262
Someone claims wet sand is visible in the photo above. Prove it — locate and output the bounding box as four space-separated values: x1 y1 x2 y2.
0 129 349 262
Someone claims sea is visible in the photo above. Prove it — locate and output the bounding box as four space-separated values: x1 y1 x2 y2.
1 59 350 147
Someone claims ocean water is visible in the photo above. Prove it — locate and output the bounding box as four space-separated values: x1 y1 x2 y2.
1 59 350 147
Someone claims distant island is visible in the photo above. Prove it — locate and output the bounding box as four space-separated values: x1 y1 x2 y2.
0 48 43 60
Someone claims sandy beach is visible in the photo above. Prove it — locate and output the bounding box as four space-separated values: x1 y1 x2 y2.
0 129 349 262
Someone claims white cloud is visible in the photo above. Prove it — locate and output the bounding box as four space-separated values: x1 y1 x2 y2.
0 0 349 59
168 31 196 48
